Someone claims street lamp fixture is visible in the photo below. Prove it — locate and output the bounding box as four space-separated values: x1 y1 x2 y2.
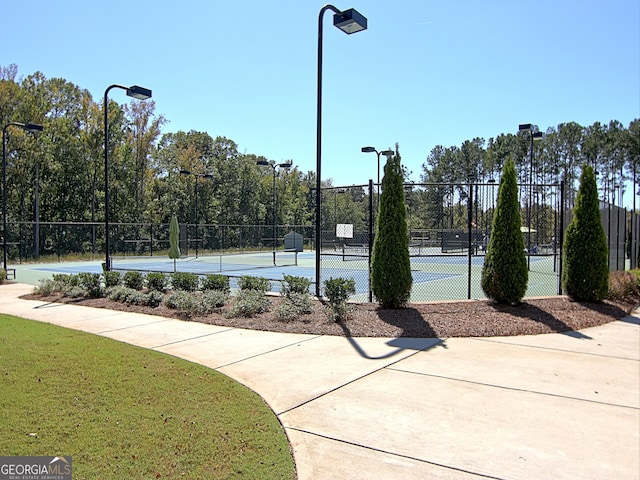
316 4 367 297
180 169 213 257
519 123 544 270
333 8 368 34
257 159 293 265
361 146 393 194
104 84 152 271
3 122 44 272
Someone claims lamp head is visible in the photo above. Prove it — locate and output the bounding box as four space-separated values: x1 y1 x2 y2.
278 160 293 169
518 123 532 132
532 131 544 140
179 169 191 175
126 85 152 100
202 173 214 179
361 146 376 153
256 160 270 166
25 123 44 132
333 8 368 34
380 150 394 156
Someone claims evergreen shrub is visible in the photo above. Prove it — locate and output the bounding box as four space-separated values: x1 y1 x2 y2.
371 146 412 308
123 271 145 290
78 272 102 297
201 274 230 293
323 277 356 322
103 271 121 288
226 290 270 318
146 272 168 292
481 159 528 305
171 272 199 292
562 165 609 301
238 276 271 293
281 274 311 298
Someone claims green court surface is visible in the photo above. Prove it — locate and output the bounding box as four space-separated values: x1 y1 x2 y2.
9 251 561 302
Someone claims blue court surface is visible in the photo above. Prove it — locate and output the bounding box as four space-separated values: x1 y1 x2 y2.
29 252 463 296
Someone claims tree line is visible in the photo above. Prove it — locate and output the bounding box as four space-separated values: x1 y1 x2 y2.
2 65 638 241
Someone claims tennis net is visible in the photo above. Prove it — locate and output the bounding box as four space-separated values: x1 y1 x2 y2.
110 250 299 275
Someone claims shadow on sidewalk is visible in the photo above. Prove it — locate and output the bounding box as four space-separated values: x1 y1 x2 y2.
337 310 445 360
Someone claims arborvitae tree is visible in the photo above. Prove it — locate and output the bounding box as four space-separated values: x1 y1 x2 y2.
481 159 528 304
371 145 412 308
562 164 609 301
168 214 181 273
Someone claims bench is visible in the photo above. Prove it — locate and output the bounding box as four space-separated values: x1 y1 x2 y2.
5 268 16 280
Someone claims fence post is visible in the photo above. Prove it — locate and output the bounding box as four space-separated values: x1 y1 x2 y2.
558 181 565 295
368 179 373 302
467 182 473 299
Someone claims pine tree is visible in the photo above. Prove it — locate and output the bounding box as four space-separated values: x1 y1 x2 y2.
562 164 609 301
481 159 528 304
371 145 413 308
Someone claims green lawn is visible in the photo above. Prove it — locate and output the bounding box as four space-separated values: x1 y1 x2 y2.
0 315 296 479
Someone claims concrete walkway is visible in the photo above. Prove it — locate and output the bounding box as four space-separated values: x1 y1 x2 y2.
1 282 639 479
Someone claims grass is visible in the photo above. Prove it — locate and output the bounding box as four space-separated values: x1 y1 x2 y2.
0 315 296 479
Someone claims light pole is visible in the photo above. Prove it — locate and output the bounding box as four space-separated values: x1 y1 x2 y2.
316 4 367 296
104 84 152 271
361 146 393 228
519 123 543 270
3 122 43 272
180 170 213 257
257 159 293 265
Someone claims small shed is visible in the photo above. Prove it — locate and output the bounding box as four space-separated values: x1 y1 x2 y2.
284 231 303 252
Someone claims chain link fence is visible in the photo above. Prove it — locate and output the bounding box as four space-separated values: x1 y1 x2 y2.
4 181 638 302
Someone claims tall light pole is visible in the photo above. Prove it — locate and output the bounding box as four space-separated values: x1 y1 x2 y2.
257 159 293 265
180 169 213 257
361 146 393 223
3 122 44 272
519 123 543 270
316 4 367 296
104 84 152 271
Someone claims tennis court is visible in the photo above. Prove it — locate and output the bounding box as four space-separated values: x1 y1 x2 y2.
23 249 561 301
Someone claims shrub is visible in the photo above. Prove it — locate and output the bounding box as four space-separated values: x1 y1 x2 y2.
323 277 356 322
274 292 313 321
0 269 6 284
146 272 168 292
34 278 67 296
171 272 200 292
107 285 135 302
226 290 270 318
562 164 609 302
194 290 228 315
64 286 86 299
607 271 639 302
53 273 80 288
371 145 412 308
165 290 197 311
281 275 311 298
481 158 528 305
201 274 230 293
103 271 121 288
142 290 164 308
78 272 102 297
123 271 145 290
106 286 163 307
238 276 271 293
123 290 147 305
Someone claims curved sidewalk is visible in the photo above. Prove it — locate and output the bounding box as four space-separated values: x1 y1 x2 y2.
1 283 639 480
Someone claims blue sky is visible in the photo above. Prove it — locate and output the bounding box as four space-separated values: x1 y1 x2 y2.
3 0 639 186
